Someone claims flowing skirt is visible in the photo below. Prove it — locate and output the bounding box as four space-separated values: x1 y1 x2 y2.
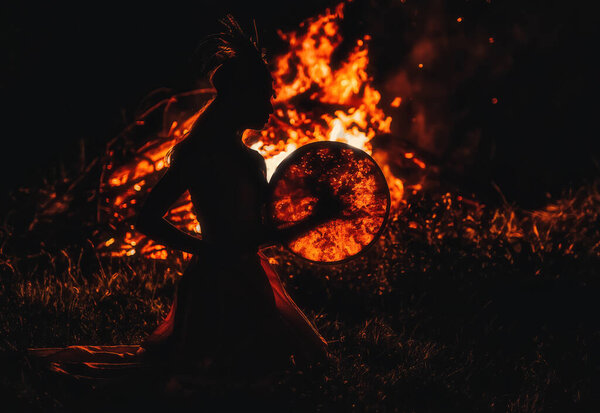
27 249 327 382
142 249 328 375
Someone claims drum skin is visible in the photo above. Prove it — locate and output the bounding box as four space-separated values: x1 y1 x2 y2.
267 141 390 263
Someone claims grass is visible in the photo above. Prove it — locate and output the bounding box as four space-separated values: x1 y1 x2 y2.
1 179 600 412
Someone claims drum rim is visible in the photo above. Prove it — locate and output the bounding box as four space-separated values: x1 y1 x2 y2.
267 141 391 265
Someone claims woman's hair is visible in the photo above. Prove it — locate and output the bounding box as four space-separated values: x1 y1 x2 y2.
198 15 270 95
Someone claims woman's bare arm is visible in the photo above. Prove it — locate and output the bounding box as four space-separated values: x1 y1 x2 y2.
255 151 343 247
262 194 343 247
136 161 203 255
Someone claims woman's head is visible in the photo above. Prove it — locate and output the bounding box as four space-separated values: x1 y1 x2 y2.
201 16 274 131
210 57 274 130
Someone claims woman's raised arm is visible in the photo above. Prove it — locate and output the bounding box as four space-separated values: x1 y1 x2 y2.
136 160 203 255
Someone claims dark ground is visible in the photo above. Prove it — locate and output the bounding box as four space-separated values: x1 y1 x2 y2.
1 183 599 412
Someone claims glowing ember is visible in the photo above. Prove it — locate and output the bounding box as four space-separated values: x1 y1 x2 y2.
98 2 426 259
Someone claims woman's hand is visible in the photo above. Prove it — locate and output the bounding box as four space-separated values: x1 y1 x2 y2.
310 192 345 226
265 192 345 247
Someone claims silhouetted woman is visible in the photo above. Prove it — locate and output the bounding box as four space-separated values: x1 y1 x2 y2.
135 17 328 379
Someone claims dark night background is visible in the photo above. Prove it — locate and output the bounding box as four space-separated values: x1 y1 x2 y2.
2 0 599 206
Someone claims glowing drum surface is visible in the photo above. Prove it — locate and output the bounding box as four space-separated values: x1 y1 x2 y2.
267 141 391 263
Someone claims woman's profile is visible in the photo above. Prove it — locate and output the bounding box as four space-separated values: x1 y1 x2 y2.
134 16 329 380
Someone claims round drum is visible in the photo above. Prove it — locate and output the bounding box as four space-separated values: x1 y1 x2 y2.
267 141 390 263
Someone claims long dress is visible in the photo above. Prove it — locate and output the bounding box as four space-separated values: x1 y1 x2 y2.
140 139 328 376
